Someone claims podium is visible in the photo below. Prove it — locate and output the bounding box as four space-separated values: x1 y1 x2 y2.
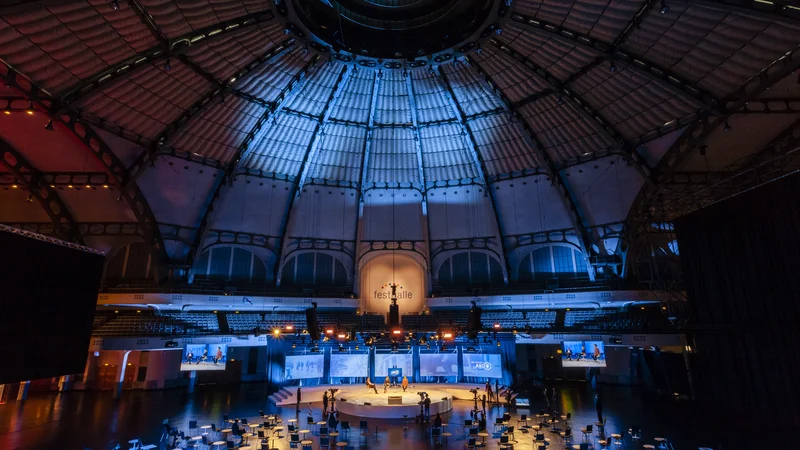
388 396 403 405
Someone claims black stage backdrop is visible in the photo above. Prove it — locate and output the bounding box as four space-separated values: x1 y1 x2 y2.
675 172 800 428
0 229 104 384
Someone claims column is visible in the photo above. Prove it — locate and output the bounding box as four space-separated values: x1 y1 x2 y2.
16 380 30 401
188 370 197 394
58 375 71 392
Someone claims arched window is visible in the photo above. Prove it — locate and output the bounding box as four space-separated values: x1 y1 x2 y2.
105 242 162 281
437 252 504 287
518 245 588 281
281 253 348 286
192 246 267 282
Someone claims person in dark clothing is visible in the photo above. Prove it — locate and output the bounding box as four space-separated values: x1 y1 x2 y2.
328 411 338 430
322 391 329 416
481 394 487 414
594 392 603 423
478 412 486 431
423 395 432 422
231 420 241 436
433 413 443 428
296 387 302 414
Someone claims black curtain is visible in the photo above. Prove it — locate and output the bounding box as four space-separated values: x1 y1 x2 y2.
674 171 800 428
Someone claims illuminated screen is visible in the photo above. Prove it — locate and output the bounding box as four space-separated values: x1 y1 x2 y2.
330 353 368 377
374 353 412 378
420 353 458 376
180 344 228 371
562 341 606 368
285 354 324 379
462 353 503 378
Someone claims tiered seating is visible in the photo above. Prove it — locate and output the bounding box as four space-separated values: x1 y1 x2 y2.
226 313 307 332
481 311 556 329
564 308 666 331
92 313 220 336
400 311 468 331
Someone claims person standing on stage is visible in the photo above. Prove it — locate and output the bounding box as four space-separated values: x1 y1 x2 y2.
486 381 493 404
322 391 329 416
295 387 302 414
401 376 409 392
384 376 390 393
481 394 487 414
494 380 499 402
423 394 432 422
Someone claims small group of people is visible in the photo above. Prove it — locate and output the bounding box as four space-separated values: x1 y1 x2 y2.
366 376 409 394
184 347 224 365
565 344 602 362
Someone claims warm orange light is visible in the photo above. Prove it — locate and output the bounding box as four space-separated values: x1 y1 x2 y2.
3 111 10 115
337 333 346 339
443 332 453 339
273 329 280 336
85 185 91 188
392 329 402 335
285 325 294 331
11 184 17 189
26 110 33 115
493 323 500 329
326 329 334 334
67 185 73 188
103 185 109 189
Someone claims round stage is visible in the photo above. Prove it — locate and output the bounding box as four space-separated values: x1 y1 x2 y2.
334 386 453 419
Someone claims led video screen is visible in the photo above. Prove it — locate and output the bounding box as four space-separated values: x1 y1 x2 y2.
331 353 368 377
462 353 503 378
375 353 412 378
0 228 104 384
180 344 228 371
419 353 458 376
285 354 324 379
562 340 606 367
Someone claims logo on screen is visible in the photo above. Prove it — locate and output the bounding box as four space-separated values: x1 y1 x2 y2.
471 362 493 371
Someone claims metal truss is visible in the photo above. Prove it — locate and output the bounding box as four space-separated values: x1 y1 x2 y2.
0 224 103 255
651 119 800 220
57 10 276 108
484 40 655 183
0 171 109 187
436 66 511 282
466 57 599 280
0 61 168 263
357 240 428 265
0 139 83 244
633 42 800 219
690 0 800 22
737 98 800 115
503 226 581 254
507 12 724 115
127 40 293 185
283 236 356 261
204 229 283 253
186 56 321 270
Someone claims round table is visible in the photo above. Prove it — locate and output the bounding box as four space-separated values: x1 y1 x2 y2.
211 441 226 450
478 432 489 445
288 419 298 424
299 429 311 439
249 423 260 430
239 447 252 450
442 432 452 443
201 425 212 432
301 440 313 446
329 431 340 443
336 442 348 448
190 436 203 442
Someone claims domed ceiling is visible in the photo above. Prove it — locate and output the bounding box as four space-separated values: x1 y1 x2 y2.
1 0 799 288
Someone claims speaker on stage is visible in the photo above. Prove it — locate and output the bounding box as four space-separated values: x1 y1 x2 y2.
389 303 399 328
467 302 482 339
306 303 320 341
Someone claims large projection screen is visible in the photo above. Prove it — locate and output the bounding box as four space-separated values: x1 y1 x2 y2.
374 353 412 378
0 228 104 384
419 353 458 376
285 354 324 380
331 353 368 377
462 353 503 378
180 344 228 371
561 341 606 367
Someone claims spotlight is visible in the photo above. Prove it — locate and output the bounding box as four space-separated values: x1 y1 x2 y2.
497 340 501 347
25 195 33 203
326 329 334 335
44 120 54 131
495 28 503 35
724 121 732 132
292 343 296 349
110 0 119 10
660 0 669 14
273 329 280 336
26 103 34 115
609 62 616 73
442 332 453 339
493 323 501 329
164 58 171 72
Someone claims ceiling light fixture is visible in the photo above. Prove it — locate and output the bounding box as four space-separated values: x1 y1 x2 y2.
44 120 54 131
609 62 617 73
660 0 669 14
111 0 119 10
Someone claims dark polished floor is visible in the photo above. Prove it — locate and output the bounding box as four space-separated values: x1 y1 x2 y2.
0 382 745 450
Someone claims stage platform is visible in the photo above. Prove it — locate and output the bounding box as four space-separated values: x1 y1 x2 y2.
270 383 482 419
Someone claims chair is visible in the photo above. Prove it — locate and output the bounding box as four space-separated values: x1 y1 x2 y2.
307 416 315 427
226 442 236 450
341 421 350 437
320 427 329 437
519 415 528 428
241 419 248 425
560 427 572 443
581 425 593 442
289 433 300 449
189 421 198 436
432 427 442 444
464 437 477 450
320 437 330 450
507 426 515 440
469 427 478 438
344 447 355 450
359 420 368 432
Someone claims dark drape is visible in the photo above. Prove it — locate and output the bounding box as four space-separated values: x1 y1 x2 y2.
674 171 800 428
